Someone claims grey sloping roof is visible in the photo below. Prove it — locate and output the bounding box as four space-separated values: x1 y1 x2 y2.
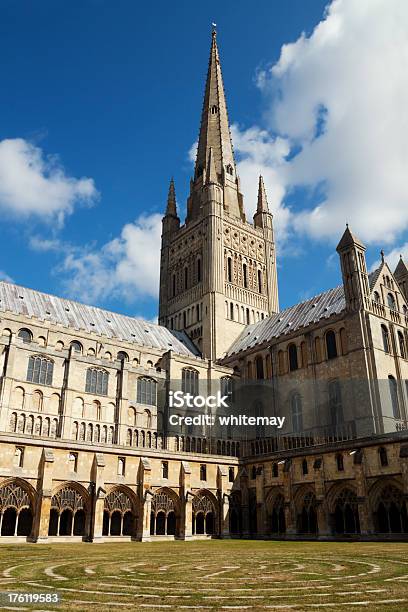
368 264 384 290
225 285 346 358
0 281 200 357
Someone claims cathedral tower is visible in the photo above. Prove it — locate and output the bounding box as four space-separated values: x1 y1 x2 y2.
159 30 279 359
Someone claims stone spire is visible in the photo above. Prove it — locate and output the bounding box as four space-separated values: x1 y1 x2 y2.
336 224 365 252
394 255 408 279
256 175 269 213
206 147 218 184
194 29 236 182
394 255 408 302
165 178 177 217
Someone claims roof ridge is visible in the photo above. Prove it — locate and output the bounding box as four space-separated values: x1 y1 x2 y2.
0 279 160 330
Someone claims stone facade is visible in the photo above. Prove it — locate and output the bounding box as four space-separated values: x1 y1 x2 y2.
1 31 408 542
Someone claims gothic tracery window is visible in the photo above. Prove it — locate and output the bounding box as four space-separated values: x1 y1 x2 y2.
182 368 199 396
137 377 157 406
27 356 54 386
85 368 109 395
291 393 303 433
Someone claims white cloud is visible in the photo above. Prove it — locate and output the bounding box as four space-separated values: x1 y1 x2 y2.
0 138 98 224
236 0 408 246
58 213 162 304
231 124 292 243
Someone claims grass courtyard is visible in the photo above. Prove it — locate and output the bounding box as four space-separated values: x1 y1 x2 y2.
0 540 408 611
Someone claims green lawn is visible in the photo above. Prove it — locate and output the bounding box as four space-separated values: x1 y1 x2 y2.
0 540 408 611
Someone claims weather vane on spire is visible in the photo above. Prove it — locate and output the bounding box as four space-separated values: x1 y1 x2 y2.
212 22 217 35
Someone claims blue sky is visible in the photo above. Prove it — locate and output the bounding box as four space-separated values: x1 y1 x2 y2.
1 0 408 322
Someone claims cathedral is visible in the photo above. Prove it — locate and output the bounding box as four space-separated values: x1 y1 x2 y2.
1 31 408 542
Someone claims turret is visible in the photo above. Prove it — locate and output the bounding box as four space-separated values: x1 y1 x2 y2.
162 178 180 235
336 225 370 311
394 256 408 302
253 176 279 313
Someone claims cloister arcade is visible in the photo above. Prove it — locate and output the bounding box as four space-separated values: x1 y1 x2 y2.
0 477 407 541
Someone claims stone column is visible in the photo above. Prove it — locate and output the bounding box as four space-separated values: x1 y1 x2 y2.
91 452 106 542
180 461 192 540
141 492 153 541
183 491 194 540
116 362 129 446
220 493 230 538
239 468 250 537
33 449 54 542
283 459 296 535
217 466 231 538
353 450 373 535
138 457 152 541
314 458 330 537
255 466 266 536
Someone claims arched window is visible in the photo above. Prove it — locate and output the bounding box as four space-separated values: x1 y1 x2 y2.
302 459 308 475
184 267 188 291
382 325 390 353
398 331 406 359
291 394 303 433
328 380 343 429
379 447 388 467
387 293 396 310
172 274 176 297
70 341 83 354
246 308 250 325
48 487 86 537
373 291 381 303
326 330 337 359
255 356 264 380
0 482 33 537
388 375 400 419
182 368 199 396
197 257 202 283
230 302 234 320
18 328 32 344
221 376 233 406
137 377 157 406
117 351 129 363
85 368 109 395
334 488 360 534
243 263 248 288
288 344 298 371
211 105 218 114
336 453 344 471
298 492 317 534
227 257 232 283
258 269 262 294
32 390 43 412
93 400 102 420
374 485 408 534
272 463 279 477
27 356 54 385
226 164 233 175
269 493 285 534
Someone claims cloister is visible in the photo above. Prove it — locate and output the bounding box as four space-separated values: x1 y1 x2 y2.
1 476 407 541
